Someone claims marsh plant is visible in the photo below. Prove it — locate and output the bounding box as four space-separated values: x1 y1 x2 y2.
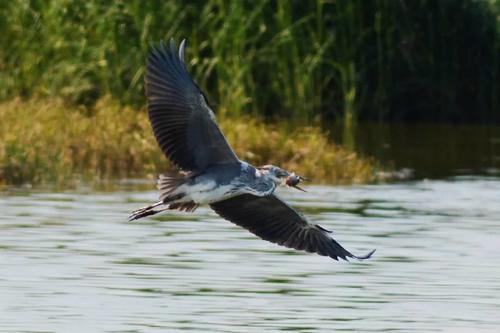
0 98 375 185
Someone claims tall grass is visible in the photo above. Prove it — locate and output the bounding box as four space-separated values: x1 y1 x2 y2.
0 98 376 185
1 0 498 125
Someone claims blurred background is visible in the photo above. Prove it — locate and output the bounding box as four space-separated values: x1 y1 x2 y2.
1 1 500 332
1 0 499 184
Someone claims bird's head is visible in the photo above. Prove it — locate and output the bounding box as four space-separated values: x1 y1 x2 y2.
257 165 309 191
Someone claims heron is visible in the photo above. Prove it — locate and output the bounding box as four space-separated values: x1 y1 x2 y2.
129 39 375 261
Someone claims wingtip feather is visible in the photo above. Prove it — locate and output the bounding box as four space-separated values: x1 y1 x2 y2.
169 38 175 51
353 249 376 260
179 39 186 62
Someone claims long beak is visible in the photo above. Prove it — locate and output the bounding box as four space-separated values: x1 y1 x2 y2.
286 174 310 192
292 184 307 192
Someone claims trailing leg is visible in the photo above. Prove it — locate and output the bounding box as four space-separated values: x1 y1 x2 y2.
128 201 166 221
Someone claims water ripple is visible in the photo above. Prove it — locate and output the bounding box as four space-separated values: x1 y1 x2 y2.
1 178 500 332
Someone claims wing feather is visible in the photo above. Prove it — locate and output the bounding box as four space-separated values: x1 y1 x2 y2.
145 39 239 172
210 194 375 261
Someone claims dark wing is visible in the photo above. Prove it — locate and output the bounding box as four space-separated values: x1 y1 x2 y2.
146 39 239 172
211 194 375 261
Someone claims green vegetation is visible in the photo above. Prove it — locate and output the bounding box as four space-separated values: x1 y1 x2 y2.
1 0 499 123
0 98 375 185
1 0 499 185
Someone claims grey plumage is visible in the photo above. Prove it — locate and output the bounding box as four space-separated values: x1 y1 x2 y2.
211 194 374 260
129 38 375 261
146 40 238 172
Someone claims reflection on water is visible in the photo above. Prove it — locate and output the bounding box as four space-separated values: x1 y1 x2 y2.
1 178 500 332
334 123 500 178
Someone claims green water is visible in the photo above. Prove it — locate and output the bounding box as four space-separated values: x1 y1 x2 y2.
335 123 500 179
1 177 500 332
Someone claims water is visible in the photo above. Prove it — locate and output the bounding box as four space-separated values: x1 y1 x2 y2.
1 177 500 332
333 123 500 179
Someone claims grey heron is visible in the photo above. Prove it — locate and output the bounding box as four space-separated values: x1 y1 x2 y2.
129 39 375 261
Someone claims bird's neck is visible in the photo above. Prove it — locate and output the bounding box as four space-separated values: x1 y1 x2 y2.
254 169 280 186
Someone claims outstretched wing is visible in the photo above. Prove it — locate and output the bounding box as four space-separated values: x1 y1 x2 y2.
211 194 375 261
146 39 239 172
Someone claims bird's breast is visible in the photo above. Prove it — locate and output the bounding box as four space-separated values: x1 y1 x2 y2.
184 181 241 204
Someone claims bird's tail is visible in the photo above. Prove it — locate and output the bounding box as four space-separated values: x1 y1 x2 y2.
157 174 186 202
128 201 166 221
129 174 196 221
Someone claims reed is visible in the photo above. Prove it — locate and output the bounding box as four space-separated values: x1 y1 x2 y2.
0 0 498 184
0 98 376 186
1 0 498 125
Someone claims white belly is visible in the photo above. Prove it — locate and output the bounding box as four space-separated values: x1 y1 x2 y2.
176 171 277 205
177 181 238 204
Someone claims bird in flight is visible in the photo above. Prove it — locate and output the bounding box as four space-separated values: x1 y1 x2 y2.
129 39 375 261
